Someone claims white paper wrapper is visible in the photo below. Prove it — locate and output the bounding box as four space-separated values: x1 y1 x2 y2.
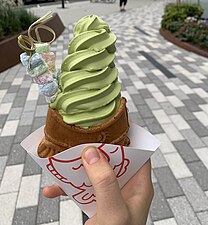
21 123 160 217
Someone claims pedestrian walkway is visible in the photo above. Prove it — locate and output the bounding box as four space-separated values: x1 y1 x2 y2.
0 0 208 224
29 0 154 25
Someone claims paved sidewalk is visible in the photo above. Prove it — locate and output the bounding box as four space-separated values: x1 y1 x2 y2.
1 0 208 224
29 0 154 25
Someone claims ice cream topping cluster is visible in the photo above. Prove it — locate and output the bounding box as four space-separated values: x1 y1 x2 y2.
18 12 60 103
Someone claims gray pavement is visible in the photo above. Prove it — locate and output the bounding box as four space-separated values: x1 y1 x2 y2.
29 0 154 25
1 0 208 224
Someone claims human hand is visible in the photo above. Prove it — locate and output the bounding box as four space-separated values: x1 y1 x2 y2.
43 146 154 225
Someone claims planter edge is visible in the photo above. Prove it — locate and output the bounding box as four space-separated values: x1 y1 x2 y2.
160 28 208 59
0 13 65 73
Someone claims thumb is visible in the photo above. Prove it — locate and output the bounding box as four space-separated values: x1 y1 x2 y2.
82 146 126 214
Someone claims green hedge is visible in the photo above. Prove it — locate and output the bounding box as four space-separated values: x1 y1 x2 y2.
0 5 37 41
161 3 204 31
161 3 208 50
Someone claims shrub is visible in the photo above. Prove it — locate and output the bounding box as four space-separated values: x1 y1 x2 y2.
0 4 37 41
162 3 204 31
175 21 200 42
175 19 208 50
166 21 184 33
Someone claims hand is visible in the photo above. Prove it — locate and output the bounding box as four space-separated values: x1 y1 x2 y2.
43 146 154 225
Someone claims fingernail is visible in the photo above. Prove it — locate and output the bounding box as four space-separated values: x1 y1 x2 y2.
84 147 100 165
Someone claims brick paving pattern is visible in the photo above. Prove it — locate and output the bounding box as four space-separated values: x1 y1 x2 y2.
0 1 208 224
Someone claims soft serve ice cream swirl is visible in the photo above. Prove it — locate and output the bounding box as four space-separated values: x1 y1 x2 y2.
50 15 121 128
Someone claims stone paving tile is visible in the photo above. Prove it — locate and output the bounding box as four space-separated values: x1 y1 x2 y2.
199 104 208 115
181 129 205 149
153 218 178 225
138 104 154 119
150 183 173 221
202 136 208 146
0 82 11 90
152 170 157 184
0 136 14 156
12 206 38 225
23 154 42 176
144 117 164 134
0 156 7 180
194 111 208 127
188 93 207 105
147 215 153 225
1 120 19 137
7 85 20 94
60 200 83 225
11 77 23 86
139 89 154 99
197 211 208 225
188 161 208 191
168 196 201 225
151 149 168 168
37 189 59 224
160 86 174 97
127 100 138 112
17 88 29 98
39 222 59 225
17 175 41 208
194 148 208 170
166 96 184 108
154 167 183 198
178 84 194 94
152 109 171 124
172 89 189 100
13 125 32 144
128 112 145 127
19 112 35 126
126 85 138 94
169 114 190 130
2 93 16 103
161 123 184 141
0 115 8 129
31 117 47 132
155 133 176 154
188 120 208 137
179 177 208 212
131 93 146 105
0 164 23 194
164 152 192 179
12 96 27 108
23 100 37 112
7 107 23 121
151 91 167 103
7 144 26 166
145 98 161 110
173 140 199 163
176 106 196 121
182 99 201 112
0 192 18 225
